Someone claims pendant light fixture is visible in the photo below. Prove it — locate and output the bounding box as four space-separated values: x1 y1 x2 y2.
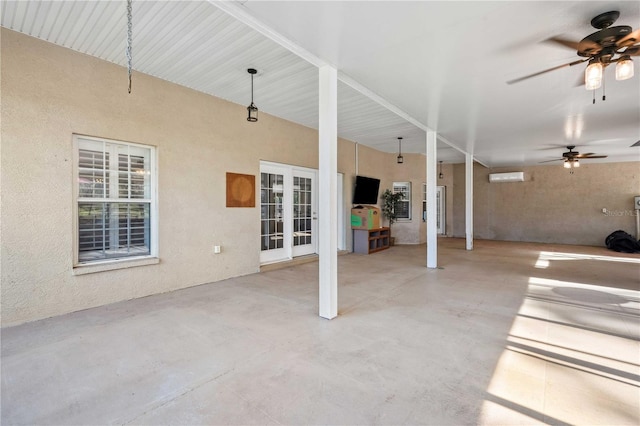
246 68 258 122
438 160 444 179
396 137 403 164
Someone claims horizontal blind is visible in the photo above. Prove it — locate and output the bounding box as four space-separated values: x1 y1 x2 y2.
76 136 153 263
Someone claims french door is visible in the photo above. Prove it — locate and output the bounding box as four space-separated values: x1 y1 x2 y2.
260 162 317 264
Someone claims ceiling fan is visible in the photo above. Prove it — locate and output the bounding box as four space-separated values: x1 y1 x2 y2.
507 11 639 86
540 145 608 169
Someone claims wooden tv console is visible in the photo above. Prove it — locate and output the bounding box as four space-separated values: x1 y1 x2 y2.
353 227 390 254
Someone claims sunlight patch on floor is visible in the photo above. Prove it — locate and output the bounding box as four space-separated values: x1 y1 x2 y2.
479 275 640 425
536 250 640 265
528 276 640 301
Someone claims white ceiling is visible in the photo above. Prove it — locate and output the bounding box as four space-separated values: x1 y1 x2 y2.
2 1 639 166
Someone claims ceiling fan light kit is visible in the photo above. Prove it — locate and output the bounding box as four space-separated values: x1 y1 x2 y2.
564 159 580 168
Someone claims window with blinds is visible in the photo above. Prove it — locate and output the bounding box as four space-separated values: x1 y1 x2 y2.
393 182 411 220
75 135 155 264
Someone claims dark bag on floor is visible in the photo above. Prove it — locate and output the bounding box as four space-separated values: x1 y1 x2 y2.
605 230 640 253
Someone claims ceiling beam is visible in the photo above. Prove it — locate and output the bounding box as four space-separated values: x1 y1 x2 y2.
209 0 328 68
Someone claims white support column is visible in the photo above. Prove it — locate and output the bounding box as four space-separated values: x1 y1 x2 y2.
465 153 474 251
318 65 338 319
426 129 437 268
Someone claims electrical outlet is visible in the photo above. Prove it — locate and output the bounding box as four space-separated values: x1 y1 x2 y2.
214 245 221 254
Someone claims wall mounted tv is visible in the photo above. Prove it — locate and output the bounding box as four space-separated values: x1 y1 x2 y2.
352 175 380 205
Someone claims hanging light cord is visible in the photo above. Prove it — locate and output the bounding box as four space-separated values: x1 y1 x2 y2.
126 0 133 94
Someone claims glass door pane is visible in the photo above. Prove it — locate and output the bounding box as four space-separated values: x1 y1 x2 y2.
292 170 316 257
260 172 284 251
260 169 290 264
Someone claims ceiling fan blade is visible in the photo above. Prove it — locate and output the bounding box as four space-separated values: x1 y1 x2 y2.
622 45 640 56
546 37 580 50
576 153 595 157
539 158 564 163
507 59 589 84
617 28 640 48
632 140 640 147
579 155 608 159
548 36 602 54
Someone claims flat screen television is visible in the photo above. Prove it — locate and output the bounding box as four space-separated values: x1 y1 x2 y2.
352 175 380 205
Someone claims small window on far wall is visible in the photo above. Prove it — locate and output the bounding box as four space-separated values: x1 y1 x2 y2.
393 181 411 221
74 135 156 265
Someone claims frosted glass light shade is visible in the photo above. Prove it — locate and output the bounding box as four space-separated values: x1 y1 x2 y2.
616 58 634 81
585 62 603 90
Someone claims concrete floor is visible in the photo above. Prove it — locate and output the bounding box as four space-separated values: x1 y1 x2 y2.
2 239 639 425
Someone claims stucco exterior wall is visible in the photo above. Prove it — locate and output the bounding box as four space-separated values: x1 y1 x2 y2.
0 29 372 325
386 153 426 244
452 162 640 246
381 156 454 244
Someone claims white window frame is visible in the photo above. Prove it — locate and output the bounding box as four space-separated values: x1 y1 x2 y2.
393 181 411 221
73 134 158 274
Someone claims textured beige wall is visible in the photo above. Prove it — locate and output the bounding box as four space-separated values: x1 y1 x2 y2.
387 153 425 244
0 29 365 325
452 162 640 246
386 156 455 243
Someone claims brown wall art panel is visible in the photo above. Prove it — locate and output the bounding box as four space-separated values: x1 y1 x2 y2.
226 172 256 207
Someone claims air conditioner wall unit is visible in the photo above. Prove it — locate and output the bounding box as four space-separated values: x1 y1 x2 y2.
489 172 524 183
